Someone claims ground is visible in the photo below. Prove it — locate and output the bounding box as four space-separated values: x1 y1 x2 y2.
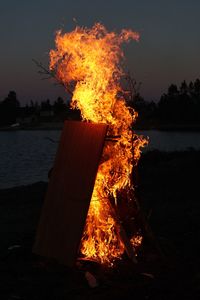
0 150 200 299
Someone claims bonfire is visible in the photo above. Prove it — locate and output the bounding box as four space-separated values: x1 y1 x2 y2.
33 23 148 270
48 23 147 266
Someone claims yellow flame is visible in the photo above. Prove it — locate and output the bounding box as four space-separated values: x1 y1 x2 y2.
50 23 147 265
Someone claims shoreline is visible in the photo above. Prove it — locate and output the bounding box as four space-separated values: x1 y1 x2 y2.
1 149 200 191
1 123 200 131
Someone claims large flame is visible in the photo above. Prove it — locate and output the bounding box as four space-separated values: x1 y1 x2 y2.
50 23 147 265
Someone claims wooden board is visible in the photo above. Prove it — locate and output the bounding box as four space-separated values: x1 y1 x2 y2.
33 120 107 267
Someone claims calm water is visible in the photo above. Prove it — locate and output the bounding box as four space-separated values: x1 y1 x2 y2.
136 130 200 152
0 130 60 189
1 129 200 189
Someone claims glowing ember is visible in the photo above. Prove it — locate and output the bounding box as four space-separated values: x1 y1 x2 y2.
49 23 147 266
130 234 143 251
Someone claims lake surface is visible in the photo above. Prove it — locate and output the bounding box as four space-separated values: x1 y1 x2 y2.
1 129 200 189
136 130 200 152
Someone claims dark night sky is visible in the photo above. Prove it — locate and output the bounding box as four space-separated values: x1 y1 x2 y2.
0 0 200 105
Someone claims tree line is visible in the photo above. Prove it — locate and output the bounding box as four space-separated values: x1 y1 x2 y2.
0 93 80 126
128 78 200 128
0 78 200 128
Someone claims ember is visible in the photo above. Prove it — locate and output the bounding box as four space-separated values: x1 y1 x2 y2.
49 23 147 266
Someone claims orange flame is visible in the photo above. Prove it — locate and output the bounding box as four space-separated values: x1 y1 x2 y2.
50 23 147 266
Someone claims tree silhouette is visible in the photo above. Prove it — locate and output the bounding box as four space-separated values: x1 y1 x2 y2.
0 91 20 125
158 79 200 126
53 97 66 114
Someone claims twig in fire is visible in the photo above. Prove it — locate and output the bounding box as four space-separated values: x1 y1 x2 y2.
32 58 73 96
124 71 142 102
123 72 148 158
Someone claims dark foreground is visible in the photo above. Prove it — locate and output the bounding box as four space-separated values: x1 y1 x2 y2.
0 150 200 299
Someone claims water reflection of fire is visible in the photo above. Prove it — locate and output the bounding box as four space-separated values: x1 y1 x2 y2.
49 23 147 266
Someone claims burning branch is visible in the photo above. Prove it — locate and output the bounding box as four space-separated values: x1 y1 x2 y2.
32 58 73 96
124 71 142 103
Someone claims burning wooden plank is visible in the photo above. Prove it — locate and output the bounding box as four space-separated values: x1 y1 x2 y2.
33 120 107 267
